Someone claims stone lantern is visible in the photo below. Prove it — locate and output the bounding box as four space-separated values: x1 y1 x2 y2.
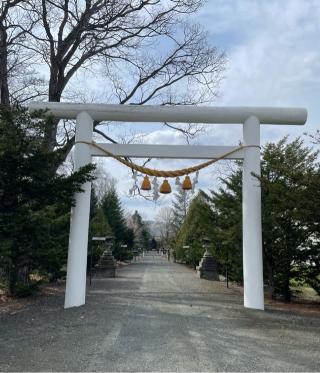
196 237 219 280
94 235 117 277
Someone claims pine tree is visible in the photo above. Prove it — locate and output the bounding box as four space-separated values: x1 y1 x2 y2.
132 210 143 228
89 207 113 267
101 186 126 242
205 137 320 300
100 186 131 259
204 170 243 282
174 194 213 268
131 210 150 250
173 137 320 300
172 189 191 233
0 106 95 294
140 228 151 251
260 138 320 300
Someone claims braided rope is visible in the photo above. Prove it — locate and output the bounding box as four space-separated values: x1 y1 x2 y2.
76 140 260 177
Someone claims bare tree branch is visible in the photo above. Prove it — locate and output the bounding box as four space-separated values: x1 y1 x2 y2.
3 0 226 167
94 127 117 144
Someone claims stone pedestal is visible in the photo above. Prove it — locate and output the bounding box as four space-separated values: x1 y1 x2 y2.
94 248 116 277
196 250 219 280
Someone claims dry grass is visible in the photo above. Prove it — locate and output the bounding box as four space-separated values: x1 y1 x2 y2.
0 280 65 315
229 282 320 316
1 279 319 317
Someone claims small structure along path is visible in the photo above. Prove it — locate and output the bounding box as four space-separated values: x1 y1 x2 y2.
0 254 319 372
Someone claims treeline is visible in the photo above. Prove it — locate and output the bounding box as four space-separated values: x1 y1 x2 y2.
0 106 150 296
171 137 320 301
89 186 151 264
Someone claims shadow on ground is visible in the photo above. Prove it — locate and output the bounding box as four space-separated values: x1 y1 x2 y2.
0 256 319 372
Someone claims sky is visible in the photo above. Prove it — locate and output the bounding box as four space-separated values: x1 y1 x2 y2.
95 0 320 221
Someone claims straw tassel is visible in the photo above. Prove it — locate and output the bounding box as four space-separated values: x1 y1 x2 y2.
159 179 171 194
182 175 192 190
141 175 151 190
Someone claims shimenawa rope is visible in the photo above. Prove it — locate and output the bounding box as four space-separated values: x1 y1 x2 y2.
75 140 260 178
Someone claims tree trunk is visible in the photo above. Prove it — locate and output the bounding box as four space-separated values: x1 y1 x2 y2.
44 68 64 151
267 263 275 299
264 249 275 299
8 260 18 296
283 270 291 302
44 92 60 151
0 25 10 106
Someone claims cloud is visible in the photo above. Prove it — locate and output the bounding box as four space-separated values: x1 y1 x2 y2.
97 0 320 219
141 128 188 145
135 126 242 146
199 0 320 138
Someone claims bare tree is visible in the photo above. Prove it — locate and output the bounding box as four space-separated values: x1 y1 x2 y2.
0 0 46 105
0 0 25 105
156 206 174 248
3 0 226 158
92 161 116 203
305 130 320 147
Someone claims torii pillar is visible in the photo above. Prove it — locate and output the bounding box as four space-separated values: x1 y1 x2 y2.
242 116 264 309
64 112 93 308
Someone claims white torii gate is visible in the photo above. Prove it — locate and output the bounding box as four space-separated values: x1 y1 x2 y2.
29 102 307 311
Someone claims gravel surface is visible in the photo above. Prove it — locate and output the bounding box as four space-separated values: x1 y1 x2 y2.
0 253 319 372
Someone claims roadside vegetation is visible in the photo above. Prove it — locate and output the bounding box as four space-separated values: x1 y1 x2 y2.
0 0 223 297
0 106 152 296
0 106 95 296
170 137 320 302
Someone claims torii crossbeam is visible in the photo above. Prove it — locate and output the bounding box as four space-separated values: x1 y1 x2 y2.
29 102 307 311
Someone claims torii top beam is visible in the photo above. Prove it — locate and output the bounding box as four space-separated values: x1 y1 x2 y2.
28 102 307 125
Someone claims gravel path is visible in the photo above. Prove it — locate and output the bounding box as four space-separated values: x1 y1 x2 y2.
0 253 319 372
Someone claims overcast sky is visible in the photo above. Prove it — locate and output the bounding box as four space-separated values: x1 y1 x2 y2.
96 0 320 221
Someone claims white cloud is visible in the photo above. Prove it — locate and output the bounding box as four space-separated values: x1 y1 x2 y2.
97 0 320 219
141 128 188 145
136 126 242 146
199 0 320 139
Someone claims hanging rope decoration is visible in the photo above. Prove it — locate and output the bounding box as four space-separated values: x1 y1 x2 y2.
76 141 260 200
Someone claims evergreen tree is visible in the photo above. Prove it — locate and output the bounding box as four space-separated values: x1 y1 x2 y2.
132 210 143 228
89 187 99 220
90 208 112 237
0 106 95 294
204 171 243 282
174 194 214 268
101 186 126 242
89 207 113 267
150 238 158 251
205 137 320 300
140 228 151 251
100 186 131 259
123 227 135 251
260 138 320 300
131 210 150 250
173 137 320 300
172 189 191 233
